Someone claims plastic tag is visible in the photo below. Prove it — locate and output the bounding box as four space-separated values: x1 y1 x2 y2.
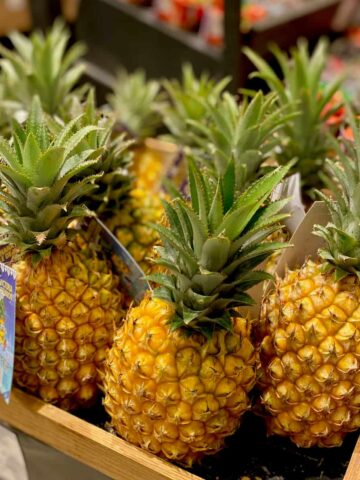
0 262 16 404
95 218 150 303
271 173 306 235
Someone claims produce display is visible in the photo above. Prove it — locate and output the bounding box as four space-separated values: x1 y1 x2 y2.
0 17 359 480
120 0 334 45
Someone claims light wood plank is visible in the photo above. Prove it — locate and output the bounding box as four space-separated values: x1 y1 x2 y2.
344 435 360 480
0 389 203 480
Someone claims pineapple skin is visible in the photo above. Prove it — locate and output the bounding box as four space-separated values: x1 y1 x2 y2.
132 146 163 193
105 188 163 275
259 260 360 447
14 244 125 411
103 296 258 466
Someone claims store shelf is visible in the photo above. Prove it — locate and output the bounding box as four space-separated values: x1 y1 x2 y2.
76 0 241 89
75 0 342 89
247 0 342 55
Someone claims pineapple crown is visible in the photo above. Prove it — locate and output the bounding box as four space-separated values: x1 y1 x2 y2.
244 39 344 191
315 112 360 280
0 19 86 117
107 69 164 140
0 96 103 262
48 89 134 216
188 91 293 192
161 64 230 147
148 160 291 336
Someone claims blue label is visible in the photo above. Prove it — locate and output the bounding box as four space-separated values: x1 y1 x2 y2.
0 263 16 404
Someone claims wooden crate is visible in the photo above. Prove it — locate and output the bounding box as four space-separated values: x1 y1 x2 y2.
344 436 360 480
0 388 358 480
0 389 201 480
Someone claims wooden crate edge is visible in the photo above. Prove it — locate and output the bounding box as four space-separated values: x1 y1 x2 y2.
344 435 360 480
0 389 202 480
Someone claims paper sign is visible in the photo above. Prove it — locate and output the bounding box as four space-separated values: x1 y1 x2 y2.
95 218 151 303
0 262 16 404
272 201 330 278
246 201 330 316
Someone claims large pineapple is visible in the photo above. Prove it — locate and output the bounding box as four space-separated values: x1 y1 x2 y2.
244 39 344 195
0 19 86 122
258 115 360 447
102 160 290 466
0 98 125 410
107 69 166 193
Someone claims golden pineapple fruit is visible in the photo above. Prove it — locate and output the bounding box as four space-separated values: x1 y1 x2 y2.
257 115 360 447
0 98 126 409
102 160 290 465
15 244 124 410
104 295 257 465
259 260 360 447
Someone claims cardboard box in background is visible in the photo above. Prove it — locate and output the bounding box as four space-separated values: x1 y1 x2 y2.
0 0 31 36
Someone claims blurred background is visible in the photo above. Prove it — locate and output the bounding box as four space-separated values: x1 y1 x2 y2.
0 0 359 103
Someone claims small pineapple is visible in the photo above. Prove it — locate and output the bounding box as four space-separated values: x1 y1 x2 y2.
161 63 230 149
188 90 290 190
0 19 86 122
63 90 164 275
183 88 292 272
0 98 125 410
102 159 290 466
244 39 344 195
107 69 166 193
258 114 360 447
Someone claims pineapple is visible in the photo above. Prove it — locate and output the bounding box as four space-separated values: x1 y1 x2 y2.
183 89 292 273
244 39 344 195
59 89 163 275
107 69 166 193
102 159 290 466
258 114 360 447
188 90 290 190
0 19 86 122
161 63 230 149
0 98 125 410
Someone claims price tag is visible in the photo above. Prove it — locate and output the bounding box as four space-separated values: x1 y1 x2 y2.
0 262 16 404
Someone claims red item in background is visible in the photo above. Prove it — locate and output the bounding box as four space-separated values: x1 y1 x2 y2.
321 91 346 127
342 126 355 140
347 28 360 48
199 4 224 46
242 3 267 24
172 0 206 30
153 0 174 21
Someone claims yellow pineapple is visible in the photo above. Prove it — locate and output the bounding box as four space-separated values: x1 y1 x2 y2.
102 159 290 466
64 90 163 275
257 115 360 447
0 98 125 410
